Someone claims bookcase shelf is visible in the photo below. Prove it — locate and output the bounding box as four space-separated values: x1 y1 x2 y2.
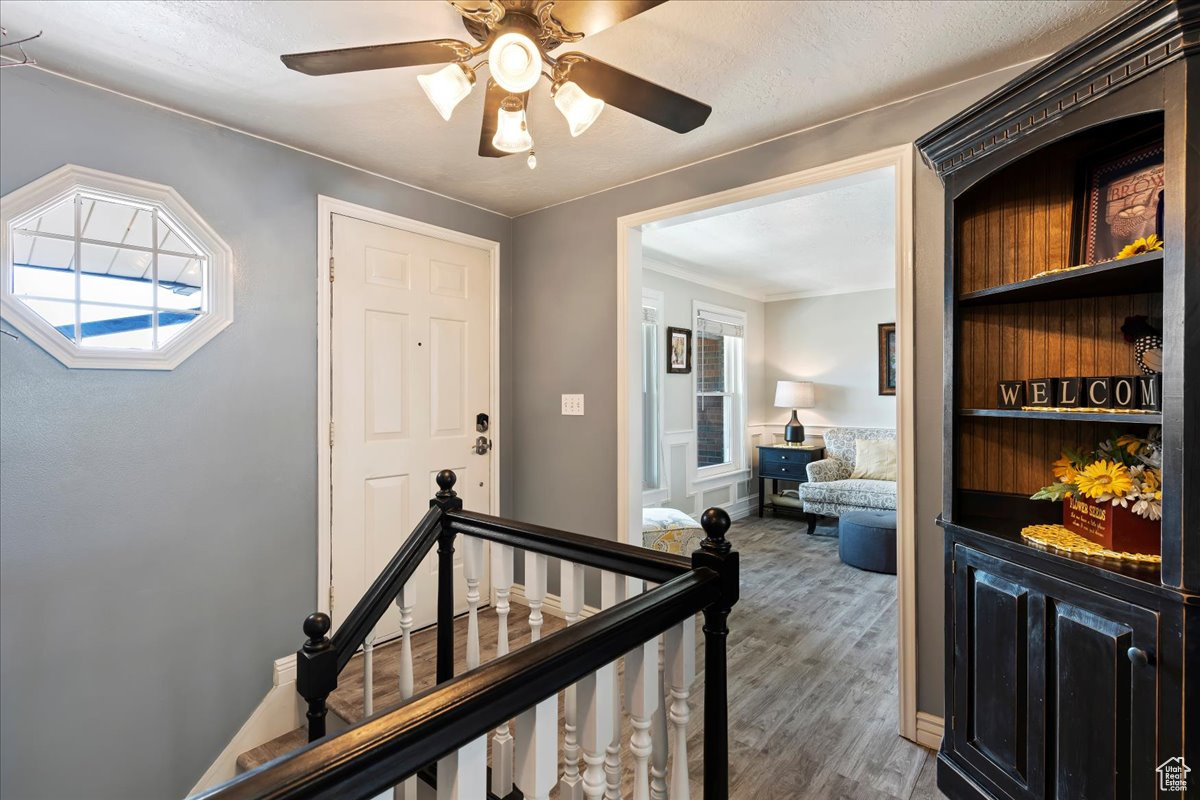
957 250 1163 307
958 408 1163 424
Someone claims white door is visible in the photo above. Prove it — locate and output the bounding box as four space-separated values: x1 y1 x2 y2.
330 212 493 638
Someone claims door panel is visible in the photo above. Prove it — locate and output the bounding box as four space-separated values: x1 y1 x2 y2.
953 548 1043 799
331 213 492 639
1046 596 1156 800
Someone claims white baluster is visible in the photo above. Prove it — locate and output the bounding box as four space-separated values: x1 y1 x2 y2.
463 536 483 670
363 631 375 718
525 551 548 641
436 736 487 800
578 663 616 800
664 619 696 800
649 637 668 800
491 544 515 798
393 585 417 800
515 696 558 800
624 583 658 800
560 561 586 800
601 572 627 800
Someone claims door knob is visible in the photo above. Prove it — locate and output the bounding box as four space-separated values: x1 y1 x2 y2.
472 436 492 455
1126 647 1152 668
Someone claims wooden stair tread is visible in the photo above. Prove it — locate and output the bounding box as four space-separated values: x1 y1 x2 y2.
235 726 309 773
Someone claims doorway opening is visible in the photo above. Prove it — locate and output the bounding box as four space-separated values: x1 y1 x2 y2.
616 146 921 746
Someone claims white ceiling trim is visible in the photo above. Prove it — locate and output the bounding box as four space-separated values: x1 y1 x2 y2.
765 283 897 303
642 253 767 304
20 64 511 219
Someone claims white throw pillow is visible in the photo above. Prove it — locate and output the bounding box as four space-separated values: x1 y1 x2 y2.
850 439 897 481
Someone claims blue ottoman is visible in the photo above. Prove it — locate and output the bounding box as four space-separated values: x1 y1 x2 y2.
838 511 897 574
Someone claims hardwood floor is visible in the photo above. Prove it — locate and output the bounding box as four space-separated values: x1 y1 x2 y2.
241 514 944 798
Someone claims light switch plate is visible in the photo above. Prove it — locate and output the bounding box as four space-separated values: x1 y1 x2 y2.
561 394 585 415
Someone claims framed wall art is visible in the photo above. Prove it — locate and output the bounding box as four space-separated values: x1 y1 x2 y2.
878 322 896 396
667 326 692 374
1081 141 1164 263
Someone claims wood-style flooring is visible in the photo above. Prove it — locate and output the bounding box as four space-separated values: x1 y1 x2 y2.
240 514 943 799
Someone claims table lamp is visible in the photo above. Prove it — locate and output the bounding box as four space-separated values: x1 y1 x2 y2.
774 380 815 444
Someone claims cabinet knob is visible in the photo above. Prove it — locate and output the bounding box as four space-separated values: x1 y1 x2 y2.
1126 647 1152 668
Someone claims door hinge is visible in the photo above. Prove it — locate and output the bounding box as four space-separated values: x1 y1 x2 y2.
328 584 335 615
329 420 335 448
951 557 957 574
329 256 335 282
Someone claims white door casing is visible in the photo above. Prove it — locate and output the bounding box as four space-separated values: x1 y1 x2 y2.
329 210 494 638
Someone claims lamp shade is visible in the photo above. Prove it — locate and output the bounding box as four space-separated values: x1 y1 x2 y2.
553 81 605 137
417 63 475 121
774 380 815 409
492 96 533 153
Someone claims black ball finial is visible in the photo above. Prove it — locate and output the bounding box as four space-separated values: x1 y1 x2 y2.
436 469 457 496
303 612 331 642
700 507 733 555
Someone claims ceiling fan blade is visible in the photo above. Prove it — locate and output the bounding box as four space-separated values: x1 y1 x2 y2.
546 1 667 38
561 54 711 133
479 80 522 158
281 39 474 76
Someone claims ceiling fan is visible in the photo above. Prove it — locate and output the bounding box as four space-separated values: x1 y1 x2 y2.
281 0 712 168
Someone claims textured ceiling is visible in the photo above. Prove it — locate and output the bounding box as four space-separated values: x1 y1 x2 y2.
0 0 1129 215
643 167 896 300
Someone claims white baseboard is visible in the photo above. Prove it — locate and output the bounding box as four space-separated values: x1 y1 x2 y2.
188 657 304 794
509 583 601 619
915 711 944 751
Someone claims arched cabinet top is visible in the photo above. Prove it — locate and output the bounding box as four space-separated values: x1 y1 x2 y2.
916 0 1198 183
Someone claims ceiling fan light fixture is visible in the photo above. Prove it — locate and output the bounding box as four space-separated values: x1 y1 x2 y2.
488 31 541 93
417 62 476 121
492 95 533 153
553 80 605 137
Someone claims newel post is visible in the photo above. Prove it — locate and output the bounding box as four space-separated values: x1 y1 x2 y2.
692 507 739 800
432 469 463 684
296 612 336 743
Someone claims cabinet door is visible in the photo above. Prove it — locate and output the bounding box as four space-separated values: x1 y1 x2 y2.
951 545 1160 800
952 547 1045 799
1044 593 1158 800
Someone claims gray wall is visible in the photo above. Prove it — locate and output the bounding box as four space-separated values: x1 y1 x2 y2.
764 288 897 430
511 65 1029 721
0 69 513 800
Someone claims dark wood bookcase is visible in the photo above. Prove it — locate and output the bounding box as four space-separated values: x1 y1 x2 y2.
916 2 1198 798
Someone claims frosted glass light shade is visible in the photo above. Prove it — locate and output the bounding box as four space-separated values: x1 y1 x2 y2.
774 380 815 408
553 81 605 137
488 32 541 93
417 63 475 121
492 99 533 153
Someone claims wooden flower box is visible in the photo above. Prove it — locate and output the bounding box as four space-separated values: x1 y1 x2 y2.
1063 495 1160 555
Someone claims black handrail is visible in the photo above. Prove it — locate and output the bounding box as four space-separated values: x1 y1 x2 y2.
331 505 442 671
195 569 721 800
447 509 692 583
264 469 738 799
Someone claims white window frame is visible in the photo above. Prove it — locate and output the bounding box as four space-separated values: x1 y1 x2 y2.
641 288 668 505
0 165 233 370
692 300 747 481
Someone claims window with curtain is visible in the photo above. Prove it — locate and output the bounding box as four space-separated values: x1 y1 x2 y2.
642 302 662 490
695 305 745 471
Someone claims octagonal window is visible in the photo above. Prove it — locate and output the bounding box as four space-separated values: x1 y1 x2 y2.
1 166 232 369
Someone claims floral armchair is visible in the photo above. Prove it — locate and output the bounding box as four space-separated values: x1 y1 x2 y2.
798 427 897 529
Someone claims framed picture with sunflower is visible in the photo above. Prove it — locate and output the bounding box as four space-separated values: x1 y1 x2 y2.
1080 141 1164 264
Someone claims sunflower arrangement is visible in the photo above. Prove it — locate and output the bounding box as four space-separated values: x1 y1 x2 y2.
1032 429 1163 521
1116 234 1164 259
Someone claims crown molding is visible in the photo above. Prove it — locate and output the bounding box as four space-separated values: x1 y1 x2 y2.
641 253 768 303
916 0 1199 179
